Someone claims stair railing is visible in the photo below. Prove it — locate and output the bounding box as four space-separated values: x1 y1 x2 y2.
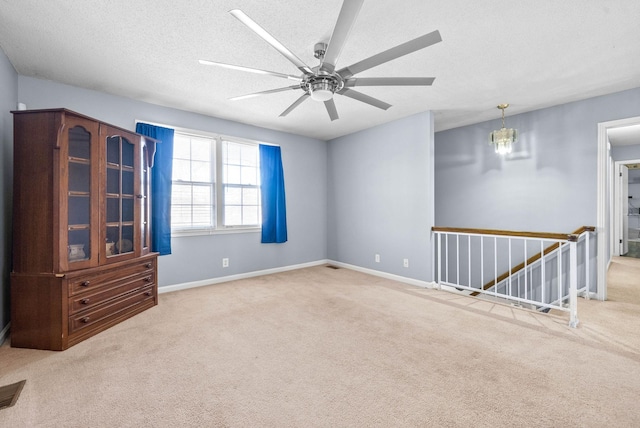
431 226 596 328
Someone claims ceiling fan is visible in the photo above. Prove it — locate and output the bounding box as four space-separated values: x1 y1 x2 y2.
199 0 442 121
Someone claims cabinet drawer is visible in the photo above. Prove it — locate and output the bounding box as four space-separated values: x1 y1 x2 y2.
68 285 155 334
68 259 155 296
69 272 155 315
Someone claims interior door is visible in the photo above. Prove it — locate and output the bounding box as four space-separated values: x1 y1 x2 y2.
621 164 629 255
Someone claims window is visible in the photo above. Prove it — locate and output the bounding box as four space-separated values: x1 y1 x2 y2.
172 134 214 230
221 140 260 227
171 130 261 235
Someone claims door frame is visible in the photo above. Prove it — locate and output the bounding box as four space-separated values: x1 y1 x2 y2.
597 116 640 301
613 160 640 256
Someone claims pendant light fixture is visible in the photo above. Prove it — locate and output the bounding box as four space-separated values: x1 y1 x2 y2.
489 104 518 155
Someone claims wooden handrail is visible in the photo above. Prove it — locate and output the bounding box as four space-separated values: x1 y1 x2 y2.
431 226 593 242
431 226 595 296
572 226 596 234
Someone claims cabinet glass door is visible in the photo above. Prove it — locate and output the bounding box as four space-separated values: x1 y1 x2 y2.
67 126 93 264
105 134 137 258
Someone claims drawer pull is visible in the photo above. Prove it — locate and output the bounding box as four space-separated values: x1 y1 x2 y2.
81 317 90 323
144 276 152 282
81 298 90 305
144 291 152 296
81 280 90 287
145 263 152 269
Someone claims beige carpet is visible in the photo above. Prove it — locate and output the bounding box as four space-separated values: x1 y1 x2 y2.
1 261 640 427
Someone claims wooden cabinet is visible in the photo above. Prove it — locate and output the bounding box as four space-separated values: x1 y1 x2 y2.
10 109 159 350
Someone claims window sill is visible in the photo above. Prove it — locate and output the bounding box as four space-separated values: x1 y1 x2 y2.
171 227 261 238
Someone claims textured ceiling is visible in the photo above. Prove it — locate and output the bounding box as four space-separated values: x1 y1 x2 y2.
1 0 640 140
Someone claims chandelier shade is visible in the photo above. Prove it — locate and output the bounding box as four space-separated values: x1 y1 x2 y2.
489 104 517 155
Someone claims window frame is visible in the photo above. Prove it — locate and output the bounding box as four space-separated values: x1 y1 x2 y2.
170 130 217 235
167 125 266 237
216 136 262 231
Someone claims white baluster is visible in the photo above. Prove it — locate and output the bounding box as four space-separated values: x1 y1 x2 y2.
569 239 579 328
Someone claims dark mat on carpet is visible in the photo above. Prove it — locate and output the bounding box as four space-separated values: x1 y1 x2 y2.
0 380 26 410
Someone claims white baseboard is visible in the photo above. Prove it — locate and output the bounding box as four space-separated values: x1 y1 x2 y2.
0 322 10 346
158 259 330 294
326 260 437 289
158 259 436 295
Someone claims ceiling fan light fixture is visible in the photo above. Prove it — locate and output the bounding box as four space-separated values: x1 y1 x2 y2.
489 104 518 155
309 78 336 101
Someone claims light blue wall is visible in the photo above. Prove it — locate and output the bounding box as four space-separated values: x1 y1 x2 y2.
435 88 640 233
17 76 328 287
327 112 435 282
0 48 17 334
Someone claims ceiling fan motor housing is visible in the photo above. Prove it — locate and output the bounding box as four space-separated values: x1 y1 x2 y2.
306 73 343 101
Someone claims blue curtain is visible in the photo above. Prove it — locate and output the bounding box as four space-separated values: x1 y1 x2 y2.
135 123 174 255
259 145 287 243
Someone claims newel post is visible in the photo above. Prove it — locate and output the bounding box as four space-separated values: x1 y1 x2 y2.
436 232 442 290
568 235 579 328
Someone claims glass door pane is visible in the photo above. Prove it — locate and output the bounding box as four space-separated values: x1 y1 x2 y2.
105 135 136 257
67 126 92 263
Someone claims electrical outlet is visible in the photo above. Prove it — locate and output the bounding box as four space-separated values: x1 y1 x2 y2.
403 258 409 268
222 258 229 268
375 254 380 263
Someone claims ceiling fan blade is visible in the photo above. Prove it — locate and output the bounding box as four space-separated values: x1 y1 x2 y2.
320 0 364 73
344 77 435 87
229 9 313 75
324 99 339 121
230 85 301 101
199 60 302 81
338 30 442 79
279 93 310 117
338 88 391 110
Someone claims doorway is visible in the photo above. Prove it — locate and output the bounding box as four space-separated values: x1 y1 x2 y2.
597 116 640 301
614 161 640 257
